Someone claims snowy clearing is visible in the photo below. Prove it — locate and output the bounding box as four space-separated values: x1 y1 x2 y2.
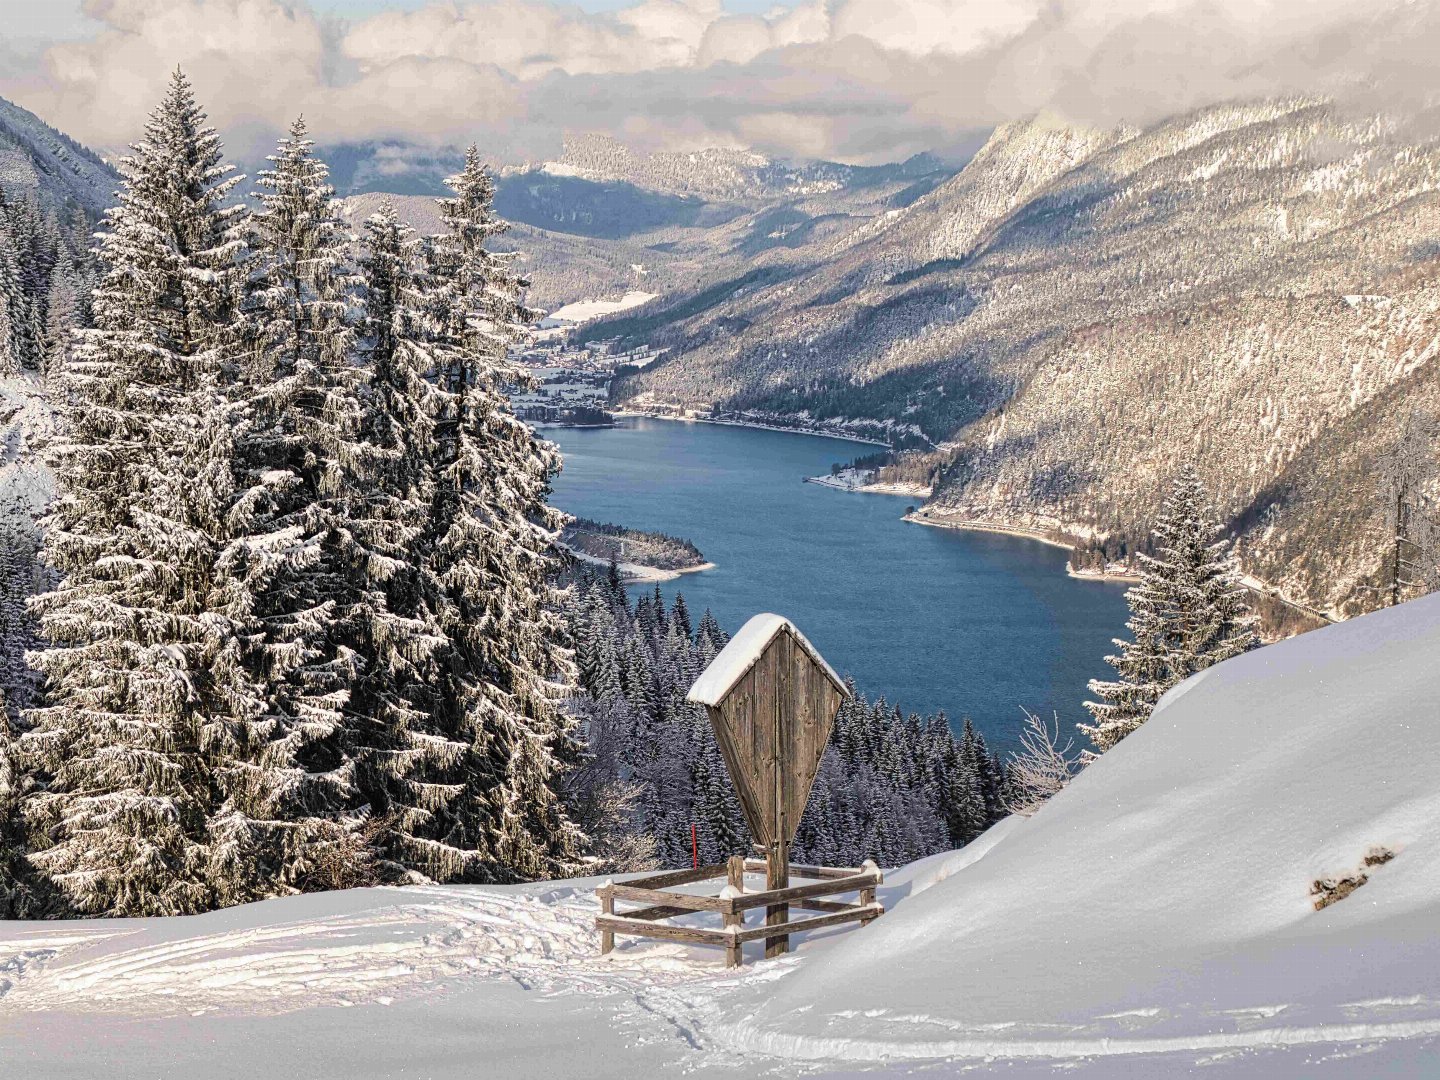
806 468 932 498
543 291 656 325
6 596 1440 1077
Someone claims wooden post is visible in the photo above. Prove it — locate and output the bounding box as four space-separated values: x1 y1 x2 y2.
765 839 789 957
859 859 881 924
765 633 792 959
599 882 615 956
724 854 745 968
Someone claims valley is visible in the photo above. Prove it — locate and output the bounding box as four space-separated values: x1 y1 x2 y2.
3 6 1440 1076
583 102 1440 622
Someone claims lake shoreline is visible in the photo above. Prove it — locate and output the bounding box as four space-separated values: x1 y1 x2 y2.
903 510 1078 553
903 510 1142 584
613 410 891 446
905 510 1332 630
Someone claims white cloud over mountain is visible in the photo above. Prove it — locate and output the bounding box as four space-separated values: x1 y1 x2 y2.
4 0 1438 163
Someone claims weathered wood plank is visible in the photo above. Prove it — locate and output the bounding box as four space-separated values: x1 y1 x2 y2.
611 884 734 913
734 904 883 944
624 864 727 890
743 859 860 880
859 878 879 925
599 884 615 956
765 840 789 958
595 915 731 947
615 903 695 922
791 897 864 914
732 870 882 912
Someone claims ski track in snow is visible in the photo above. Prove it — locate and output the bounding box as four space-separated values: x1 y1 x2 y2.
0 885 769 1022
3 875 1439 1073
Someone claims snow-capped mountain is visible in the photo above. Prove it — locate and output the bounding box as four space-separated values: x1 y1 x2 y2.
611 99 1440 617
0 95 117 213
541 133 948 203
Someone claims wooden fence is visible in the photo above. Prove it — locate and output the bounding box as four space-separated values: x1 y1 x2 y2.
596 856 883 967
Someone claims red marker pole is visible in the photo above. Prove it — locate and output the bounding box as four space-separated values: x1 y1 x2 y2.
691 824 699 869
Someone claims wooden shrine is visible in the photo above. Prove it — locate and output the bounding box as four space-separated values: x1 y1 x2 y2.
595 614 884 967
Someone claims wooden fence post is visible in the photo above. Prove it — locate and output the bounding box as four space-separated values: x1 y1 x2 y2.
724 855 745 968
599 882 615 956
859 859 881 924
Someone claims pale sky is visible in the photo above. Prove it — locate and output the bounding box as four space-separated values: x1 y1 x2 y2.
3 0 789 42
1 0 1435 166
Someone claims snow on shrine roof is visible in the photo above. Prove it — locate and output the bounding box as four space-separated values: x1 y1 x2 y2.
687 613 846 707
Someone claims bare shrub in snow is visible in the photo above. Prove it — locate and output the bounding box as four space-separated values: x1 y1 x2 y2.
1005 709 1079 817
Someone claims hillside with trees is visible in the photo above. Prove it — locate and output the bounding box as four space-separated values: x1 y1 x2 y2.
0 75 581 917
561 568 1011 872
609 100 1440 619
560 518 707 573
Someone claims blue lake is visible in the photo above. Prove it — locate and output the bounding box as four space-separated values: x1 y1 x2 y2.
548 418 1129 750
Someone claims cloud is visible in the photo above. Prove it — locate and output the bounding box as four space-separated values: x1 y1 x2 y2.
3 0 1439 166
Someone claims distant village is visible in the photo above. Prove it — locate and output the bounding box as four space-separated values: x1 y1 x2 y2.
509 302 666 428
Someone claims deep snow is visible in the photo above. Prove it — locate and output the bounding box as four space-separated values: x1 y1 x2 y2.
4 595 1440 1077
714 591 1440 1066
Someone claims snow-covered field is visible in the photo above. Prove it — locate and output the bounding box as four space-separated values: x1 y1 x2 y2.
806 468 932 498
5 596 1440 1077
543 290 656 325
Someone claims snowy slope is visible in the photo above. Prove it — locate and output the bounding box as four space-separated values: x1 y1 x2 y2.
0 859 963 1078
0 373 56 529
3 597 1439 1078
714 592 1440 1065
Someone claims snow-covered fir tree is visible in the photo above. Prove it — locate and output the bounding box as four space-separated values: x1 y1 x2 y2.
206 116 369 902
1079 577 1174 752
1082 467 1256 752
0 234 18 376
0 529 45 917
42 263 81 377
345 203 455 874
0 185 91 375
374 147 582 883
0 527 41 722
21 70 258 916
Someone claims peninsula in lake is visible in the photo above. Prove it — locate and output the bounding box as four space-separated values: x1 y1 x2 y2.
559 516 714 583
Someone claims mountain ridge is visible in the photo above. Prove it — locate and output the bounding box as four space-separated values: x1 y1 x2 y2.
610 98 1440 617
0 95 118 212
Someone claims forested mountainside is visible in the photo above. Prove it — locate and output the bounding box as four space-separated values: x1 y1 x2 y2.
347 147 954 314
0 96 117 214
339 192 676 311
546 133 951 203
611 100 1440 617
